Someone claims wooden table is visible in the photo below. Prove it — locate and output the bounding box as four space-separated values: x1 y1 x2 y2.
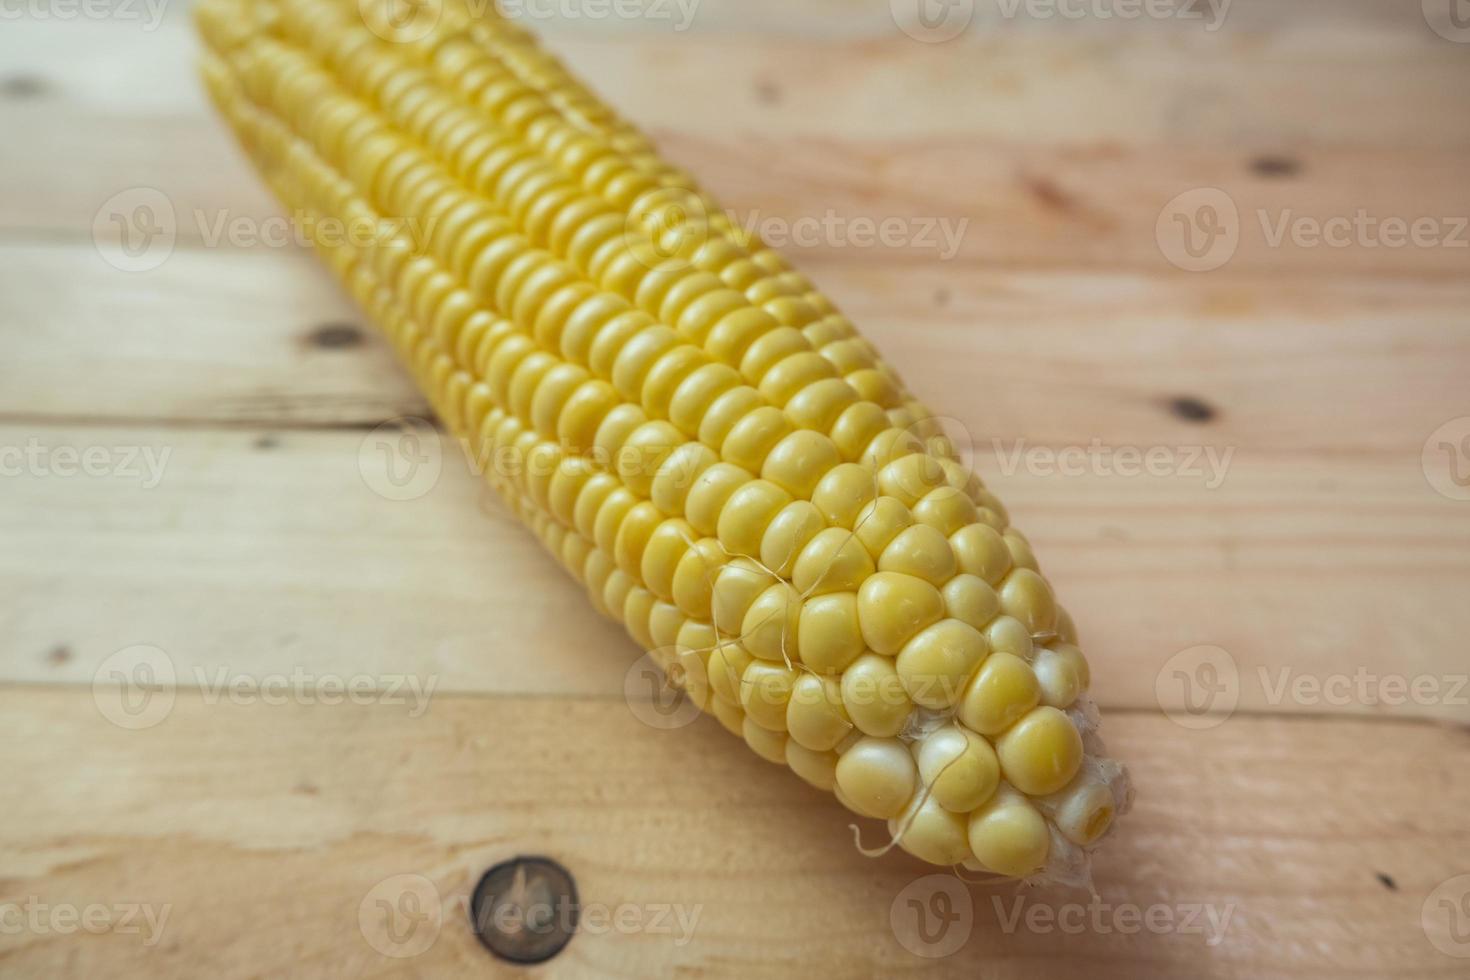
3 1 1468 976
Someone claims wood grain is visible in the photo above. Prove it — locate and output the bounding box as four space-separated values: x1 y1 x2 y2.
4 423 1467 721
1 690 1466 978
0 242 430 428
6 242 1469 456
1 1 1468 976
7 108 1467 277
3 14 1469 276
5 6 1466 145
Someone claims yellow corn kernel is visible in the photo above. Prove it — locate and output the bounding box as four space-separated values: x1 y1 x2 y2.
896 618 988 710
1004 529 1039 572
986 615 1035 661
998 568 1057 636
891 795 972 867
647 600 686 650
911 487 979 537
834 737 917 820
840 653 913 738
790 526 875 596
742 715 789 764
721 406 794 475
739 660 797 731
967 785 1051 877
785 674 852 752
1033 644 1088 709
995 706 1084 796
878 524 958 587
856 571 945 656
639 518 692 600
709 559 773 635
853 497 914 560
811 462 877 529
915 725 1000 813
796 592 866 675
613 500 662 579
1056 606 1080 646
956 651 1040 736
716 479 790 559
941 573 1001 632
785 741 840 791
759 500 826 578
950 523 1012 586
616 421 681 498
669 536 724 619
878 452 950 508
682 462 750 538
706 641 754 705
740 583 803 663
761 429 843 500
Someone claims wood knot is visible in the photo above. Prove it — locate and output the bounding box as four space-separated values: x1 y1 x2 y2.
470 857 579 964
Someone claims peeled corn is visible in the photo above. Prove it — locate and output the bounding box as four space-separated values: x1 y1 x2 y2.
194 0 1131 881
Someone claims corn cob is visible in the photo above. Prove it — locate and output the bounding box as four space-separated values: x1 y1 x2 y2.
195 0 1131 881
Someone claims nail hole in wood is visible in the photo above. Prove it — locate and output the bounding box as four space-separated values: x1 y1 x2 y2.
1024 174 1078 215
1168 395 1217 424
1 75 48 99
1250 155 1301 178
307 323 364 349
469 856 578 965
1376 872 1398 892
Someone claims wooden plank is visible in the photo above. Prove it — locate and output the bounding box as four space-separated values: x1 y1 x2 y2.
2 15 1468 276
4 424 1467 721
0 424 641 702
0 6 1462 977
5 105 1466 278
6 242 1469 457
0 690 1465 977
1 0 1437 33
549 32 1470 148
0 242 431 428
807 258 1470 457
4 10 1464 163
